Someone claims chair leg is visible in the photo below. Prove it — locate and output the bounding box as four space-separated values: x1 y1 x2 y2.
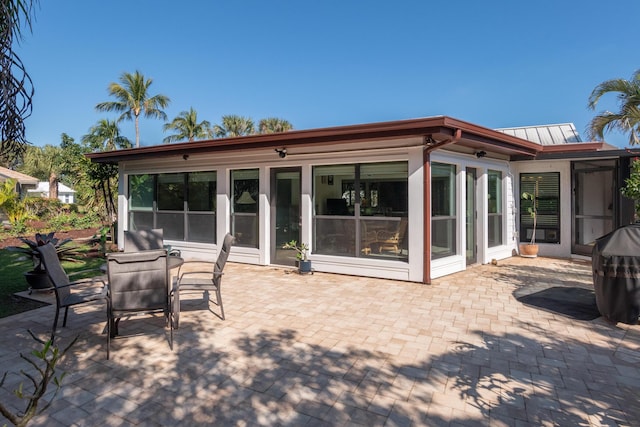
62 307 70 327
50 308 61 343
216 288 225 320
171 290 180 329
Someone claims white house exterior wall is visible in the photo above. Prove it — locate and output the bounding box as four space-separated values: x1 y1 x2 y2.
116 141 517 283
117 141 425 282
512 160 572 258
430 151 514 279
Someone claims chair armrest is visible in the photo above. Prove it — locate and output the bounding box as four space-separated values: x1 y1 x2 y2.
178 270 214 281
68 268 105 278
68 276 107 288
176 260 215 276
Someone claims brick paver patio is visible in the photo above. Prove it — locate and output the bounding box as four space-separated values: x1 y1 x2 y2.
1 256 639 426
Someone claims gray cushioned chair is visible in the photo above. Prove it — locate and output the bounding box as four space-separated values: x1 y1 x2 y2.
106 249 175 359
37 243 108 343
172 233 234 327
123 228 181 256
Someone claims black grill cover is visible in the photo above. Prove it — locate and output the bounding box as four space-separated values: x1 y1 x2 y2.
592 224 640 324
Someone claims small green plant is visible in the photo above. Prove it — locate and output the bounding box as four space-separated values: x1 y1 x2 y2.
521 191 537 245
0 331 77 427
282 240 309 261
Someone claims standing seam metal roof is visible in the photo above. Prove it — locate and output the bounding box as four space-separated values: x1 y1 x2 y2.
495 123 582 145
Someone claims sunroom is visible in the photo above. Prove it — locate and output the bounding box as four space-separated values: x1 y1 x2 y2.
88 116 601 283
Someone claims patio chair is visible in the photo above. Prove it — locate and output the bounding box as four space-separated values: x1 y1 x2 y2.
37 243 108 343
106 249 175 359
172 233 234 327
123 228 181 256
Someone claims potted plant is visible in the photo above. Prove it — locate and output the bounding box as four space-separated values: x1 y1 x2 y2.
282 240 312 274
520 190 539 258
7 232 80 291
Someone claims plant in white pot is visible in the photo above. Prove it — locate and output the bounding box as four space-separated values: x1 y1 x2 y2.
520 190 539 257
282 240 312 274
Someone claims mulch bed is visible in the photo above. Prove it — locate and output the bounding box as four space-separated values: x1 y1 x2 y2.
0 227 101 250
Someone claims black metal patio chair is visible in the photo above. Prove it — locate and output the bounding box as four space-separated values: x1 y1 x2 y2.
37 243 108 343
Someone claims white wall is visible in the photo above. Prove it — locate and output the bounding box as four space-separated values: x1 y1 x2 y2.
511 160 572 258
117 140 425 282
430 151 513 279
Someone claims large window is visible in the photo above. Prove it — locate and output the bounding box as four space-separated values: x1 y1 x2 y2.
520 172 560 244
432 163 456 259
488 170 503 247
313 162 408 261
128 171 217 243
231 169 259 248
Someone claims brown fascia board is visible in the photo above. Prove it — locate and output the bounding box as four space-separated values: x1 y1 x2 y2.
86 115 541 163
540 142 604 153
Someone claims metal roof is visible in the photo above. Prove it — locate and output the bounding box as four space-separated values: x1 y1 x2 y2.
495 123 582 145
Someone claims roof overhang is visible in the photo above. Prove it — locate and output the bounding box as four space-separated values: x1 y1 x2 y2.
87 116 543 164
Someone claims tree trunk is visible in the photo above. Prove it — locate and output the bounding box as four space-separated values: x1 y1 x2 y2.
135 114 140 148
49 172 58 201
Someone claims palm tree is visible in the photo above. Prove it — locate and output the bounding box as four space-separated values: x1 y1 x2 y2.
258 117 293 134
20 144 63 200
587 69 640 145
81 119 132 151
214 115 255 138
0 0 38 161
163 107 214 143
95 70 170 148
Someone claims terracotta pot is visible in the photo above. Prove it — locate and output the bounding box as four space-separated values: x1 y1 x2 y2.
519 244 539 258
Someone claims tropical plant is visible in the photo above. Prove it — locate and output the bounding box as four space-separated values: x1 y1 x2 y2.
0 0 38 162
95 70 171 148
81 119 132 151
214 114 255 138
0 177 31 228
0 177 18 211
282 239 309 261
587 69 640 145
521 191 537 245
620 157 640 219
163 107 213 143
0 331 77 427
258 117 293 134
7 232 78 273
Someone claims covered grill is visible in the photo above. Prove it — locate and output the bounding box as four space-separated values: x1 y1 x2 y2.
592 224 640 324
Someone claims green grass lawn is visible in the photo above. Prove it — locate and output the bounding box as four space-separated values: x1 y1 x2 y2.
0 246 105 318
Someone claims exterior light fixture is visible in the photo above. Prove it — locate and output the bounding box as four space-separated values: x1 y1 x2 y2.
275 148 287 158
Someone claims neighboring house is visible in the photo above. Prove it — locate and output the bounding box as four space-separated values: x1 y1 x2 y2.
87 115 634 283
27 182 76 204
0 166 39 197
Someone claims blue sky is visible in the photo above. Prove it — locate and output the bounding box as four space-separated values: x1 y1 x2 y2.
17 0 640 149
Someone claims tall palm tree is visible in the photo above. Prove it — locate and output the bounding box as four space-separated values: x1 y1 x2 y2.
1 0 38 161
258 117 293 134
587 69 640 145
95 70 170 148
214 115 255 138
81 119 132 152
163 107 214 143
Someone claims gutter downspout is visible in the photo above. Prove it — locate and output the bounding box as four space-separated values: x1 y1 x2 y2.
423 129 462 284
